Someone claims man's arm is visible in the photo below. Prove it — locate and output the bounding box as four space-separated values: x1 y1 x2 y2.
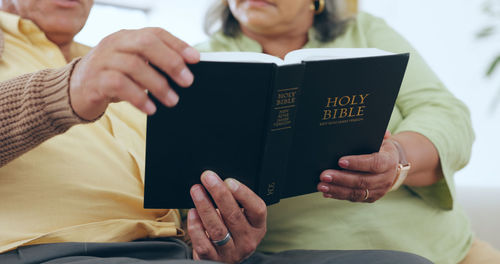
1 27 200 168
0 61 87 167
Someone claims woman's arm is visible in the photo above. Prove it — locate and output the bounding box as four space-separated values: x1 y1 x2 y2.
318 13 474 208
392 131 442 187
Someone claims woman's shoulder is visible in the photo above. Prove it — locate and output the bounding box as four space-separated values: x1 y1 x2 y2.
194 31 242 52
346 12 391 36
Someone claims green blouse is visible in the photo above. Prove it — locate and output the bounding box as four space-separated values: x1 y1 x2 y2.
196 12 474 264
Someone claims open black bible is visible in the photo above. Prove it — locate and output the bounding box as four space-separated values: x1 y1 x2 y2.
144 48 409 209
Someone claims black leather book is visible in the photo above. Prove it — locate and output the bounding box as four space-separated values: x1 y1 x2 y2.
144 49 409 209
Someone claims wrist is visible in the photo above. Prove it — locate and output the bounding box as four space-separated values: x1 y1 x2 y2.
388 139 411 191
69 58 106 122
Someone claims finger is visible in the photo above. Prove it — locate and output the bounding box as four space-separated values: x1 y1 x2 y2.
99 70 156 115
113 29 194 88
107 53 179 107
148 27 200 64
320 169 393 190
200 171 251 234
224 178 267 228
192 250 200 261
190 184 235 256
384 130 391 139
338 147 398 174
187 209 219 261
318 182 387 203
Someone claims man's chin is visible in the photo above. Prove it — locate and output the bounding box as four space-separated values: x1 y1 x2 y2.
42 22 86 44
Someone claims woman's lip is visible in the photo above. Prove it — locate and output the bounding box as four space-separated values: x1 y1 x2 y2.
246 0 275 7
52 0 81 8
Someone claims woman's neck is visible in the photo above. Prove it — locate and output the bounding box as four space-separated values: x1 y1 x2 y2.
241 27 310 59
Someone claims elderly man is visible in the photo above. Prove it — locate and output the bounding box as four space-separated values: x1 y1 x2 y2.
0 0 433 263
0 0 268 263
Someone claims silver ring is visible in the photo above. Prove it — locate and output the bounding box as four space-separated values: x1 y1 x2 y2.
211 232 231 246
363 189 370 201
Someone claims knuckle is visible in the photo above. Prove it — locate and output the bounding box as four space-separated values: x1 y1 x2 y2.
87 91 103 105
210 188 228 203
365 198 376 203
103 29 127 43
196 205 213 219
136 33 155 47
165 56 185 74
254 203 267 220
355 177 370 189
210 226 227 240
173 39 189 51
224 209 244 226
130 92 148 107
194 245 211 259
103 74 124 94
116 29 129 35
348 189 365 202
187 220 200 233
382 179 393 189
125 57 144 70
371 154 389 173
241 241 257 256
148 27 165 35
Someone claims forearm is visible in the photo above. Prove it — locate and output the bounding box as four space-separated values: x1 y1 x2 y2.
392 131 442 187
0 60 86 167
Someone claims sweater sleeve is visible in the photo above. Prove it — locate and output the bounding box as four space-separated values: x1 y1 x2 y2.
0 59 89 167
359 13 474 209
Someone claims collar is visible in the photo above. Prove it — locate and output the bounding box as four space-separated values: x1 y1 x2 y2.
215 28 323 53
0 10 90 61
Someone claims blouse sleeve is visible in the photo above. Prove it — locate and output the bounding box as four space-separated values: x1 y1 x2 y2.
359 13 474 209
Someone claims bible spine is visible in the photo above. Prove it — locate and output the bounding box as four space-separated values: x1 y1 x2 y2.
256 64 305 205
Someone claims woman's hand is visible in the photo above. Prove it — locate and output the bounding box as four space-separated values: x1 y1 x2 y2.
318 132 400 203
188 171 267 264
69 27 200 121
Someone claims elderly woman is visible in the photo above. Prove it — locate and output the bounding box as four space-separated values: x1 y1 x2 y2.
196 0 500 263
0 0 433 263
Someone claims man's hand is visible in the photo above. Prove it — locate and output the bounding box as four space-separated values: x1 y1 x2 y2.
188 171 267 264
69 27 200 120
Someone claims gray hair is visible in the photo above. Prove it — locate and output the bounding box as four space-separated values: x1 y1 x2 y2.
204 0 349 42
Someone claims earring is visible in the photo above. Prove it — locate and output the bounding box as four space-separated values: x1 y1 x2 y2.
312 0 325 15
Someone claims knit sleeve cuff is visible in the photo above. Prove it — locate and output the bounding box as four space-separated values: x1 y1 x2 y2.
38 58 93 133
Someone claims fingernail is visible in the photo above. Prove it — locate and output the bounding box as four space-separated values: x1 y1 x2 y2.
319 184 329 193
339 159 349 168
182 47 200 62
188 209 197 220
191 186 205 201
225 178 240 192
166 90 179 106
322 174 333 183
180 68 194 87
202 171 220 187
143 100 156 115
323 193 333 198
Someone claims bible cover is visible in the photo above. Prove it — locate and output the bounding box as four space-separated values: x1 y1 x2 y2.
144 52 409 208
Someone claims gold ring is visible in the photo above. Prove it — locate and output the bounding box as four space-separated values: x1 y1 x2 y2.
363 189 369 201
